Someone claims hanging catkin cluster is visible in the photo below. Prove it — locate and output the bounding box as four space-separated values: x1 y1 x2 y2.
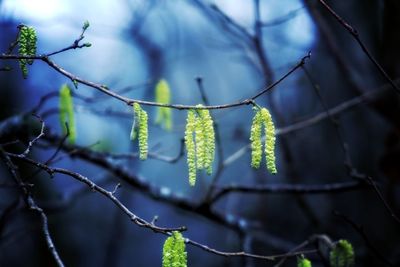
130 103 148 160
184 106 215 186
18 25 37 78
155 79 172 130
329 240 355 267
59 84 76 144
250 107 277 174
162 231 187 267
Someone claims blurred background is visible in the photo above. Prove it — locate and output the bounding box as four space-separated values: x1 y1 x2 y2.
0 0 399 266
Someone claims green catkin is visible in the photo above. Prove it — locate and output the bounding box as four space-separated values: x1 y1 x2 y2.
199 108 215 175
330 240 355 267
297 255 312 267
185 110 197 186
249 107 277 174
131 103 148 160
59 84 76 144
194 110 206 170
250 109 263 168
138 109 148 160
261 108 277 174
18 25 37 79
184 107 216 186
162 232 187 267
155 79 172 130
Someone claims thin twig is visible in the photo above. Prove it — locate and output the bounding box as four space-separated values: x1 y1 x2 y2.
0 52 310 110
19 114 45 157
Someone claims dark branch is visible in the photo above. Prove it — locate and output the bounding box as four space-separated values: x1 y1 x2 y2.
0 148 65 267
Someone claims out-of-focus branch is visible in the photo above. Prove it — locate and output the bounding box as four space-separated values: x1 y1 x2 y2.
261 7 304 27
210 181 363 204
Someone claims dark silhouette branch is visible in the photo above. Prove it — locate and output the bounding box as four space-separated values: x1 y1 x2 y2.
8 152 187 234
0 148 65 267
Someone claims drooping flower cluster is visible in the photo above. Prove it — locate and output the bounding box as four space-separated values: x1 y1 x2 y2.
250 107 277 174
162 231 187 267
18 25 37 78
330 239 355 267
184 106 215 186
131 103 148 160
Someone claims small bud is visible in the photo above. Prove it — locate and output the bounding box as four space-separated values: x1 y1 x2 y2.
83 42 92 47
82 20 90 31
72 79 78 89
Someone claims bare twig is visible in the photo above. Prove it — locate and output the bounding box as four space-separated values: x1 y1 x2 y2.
0 52 310 110
45 21 91 57
19 114 45 157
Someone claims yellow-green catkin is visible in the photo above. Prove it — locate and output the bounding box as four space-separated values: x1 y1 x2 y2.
250 109 263 168
18 25 37 79
330 240 355 267
261 108 277 174
185 110 197 186
297 255 312 267
131 103 148 160
184 107 216 186
162 232 187 267
198 108 215 175
155 79 172 130
59 84 76 144
249 107 277 174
